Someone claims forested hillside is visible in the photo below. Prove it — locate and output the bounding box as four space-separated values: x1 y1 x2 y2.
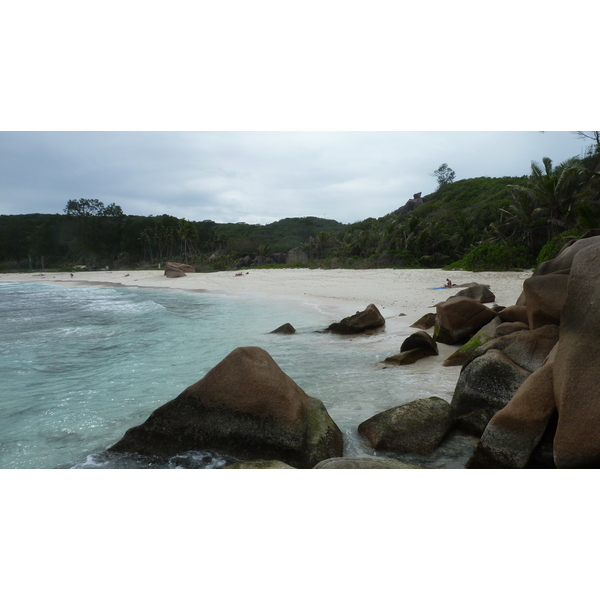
2 143 599 272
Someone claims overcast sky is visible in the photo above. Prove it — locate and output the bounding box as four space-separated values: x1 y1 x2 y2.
0 131 592 225
1 3 595 226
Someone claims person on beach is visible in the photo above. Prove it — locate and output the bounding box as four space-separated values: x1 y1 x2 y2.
445 278 452 288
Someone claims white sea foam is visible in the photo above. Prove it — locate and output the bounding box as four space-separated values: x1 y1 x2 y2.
1 281 468 468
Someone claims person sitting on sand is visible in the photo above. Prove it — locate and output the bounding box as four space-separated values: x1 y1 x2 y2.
445 278 452 288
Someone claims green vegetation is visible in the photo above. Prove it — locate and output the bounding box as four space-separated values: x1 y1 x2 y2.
2 140 599 272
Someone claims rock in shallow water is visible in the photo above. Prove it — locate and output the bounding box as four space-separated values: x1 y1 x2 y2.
358 397 455 455
108 346 344 469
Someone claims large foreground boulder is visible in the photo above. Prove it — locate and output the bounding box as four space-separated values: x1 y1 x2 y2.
325 303 385 334
109 346 344 468
466 346 558 468
522 271 569 329
553 244 600 468
358 397 455 455
451 349 531 436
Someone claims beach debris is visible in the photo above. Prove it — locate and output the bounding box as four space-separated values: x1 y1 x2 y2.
108 346 344 469
325 303 385 335
270 323 296 334
358 397 455 456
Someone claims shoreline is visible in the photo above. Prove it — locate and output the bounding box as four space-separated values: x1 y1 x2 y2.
0 267 532 321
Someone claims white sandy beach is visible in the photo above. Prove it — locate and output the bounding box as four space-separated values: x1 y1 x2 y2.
0 267 531 320
1 267 532 366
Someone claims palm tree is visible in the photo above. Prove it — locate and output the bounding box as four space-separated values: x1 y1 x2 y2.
508 156 583 237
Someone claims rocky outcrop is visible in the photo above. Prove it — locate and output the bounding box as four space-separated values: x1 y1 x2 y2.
325 304 385 335
434 296 498 345
270 323 296 334
393 192 428 216
164 261 195 277
553 243 600 468
466 346 558 468
522 271 570 328
466 325 559 373
109 346 344 469
313 457 424 469
358 397 455 455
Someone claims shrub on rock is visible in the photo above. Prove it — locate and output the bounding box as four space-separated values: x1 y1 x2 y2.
109 346 344 469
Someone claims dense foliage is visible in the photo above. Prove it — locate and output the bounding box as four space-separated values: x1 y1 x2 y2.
2 141 599 272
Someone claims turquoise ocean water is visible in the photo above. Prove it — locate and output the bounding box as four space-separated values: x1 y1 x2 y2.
0 282 467 468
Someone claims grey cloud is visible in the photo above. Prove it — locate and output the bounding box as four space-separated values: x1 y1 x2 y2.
0 131 590 224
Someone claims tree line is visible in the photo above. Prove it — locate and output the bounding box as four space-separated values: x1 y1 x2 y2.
2 140 598 272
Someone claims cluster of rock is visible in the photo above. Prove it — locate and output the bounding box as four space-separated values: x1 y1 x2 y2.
107 232 600 468
388 231 600 468
164 261 195 278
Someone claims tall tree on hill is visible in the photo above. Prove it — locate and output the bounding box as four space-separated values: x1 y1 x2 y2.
431 163 456 188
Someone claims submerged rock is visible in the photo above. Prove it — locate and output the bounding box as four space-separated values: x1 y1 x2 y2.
270 323 296 334
109 346 344 469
